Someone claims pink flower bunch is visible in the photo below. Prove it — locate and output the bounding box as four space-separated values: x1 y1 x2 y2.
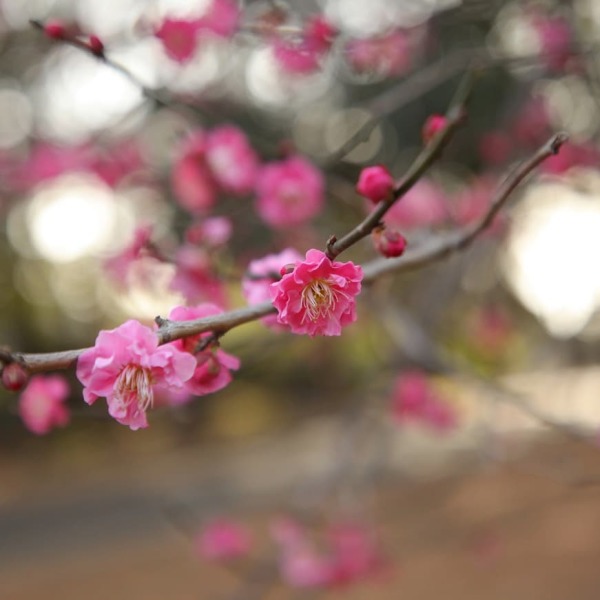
272 14 337 75
255 155 324 228
195 519 252 561
19 375 70 435
356 165 394 203
185 216 232 247
345 30 412 78
391 370 457 433
383 179 447 229
155 0 240 64
170 245 228 306
242 248 303 328
76 320 196 430
171 126 259 213
270 249 363 337
167 304 240 398
271 518 384 589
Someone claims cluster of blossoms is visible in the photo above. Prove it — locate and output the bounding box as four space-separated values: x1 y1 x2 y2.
75 304 239 431
390 370 457 433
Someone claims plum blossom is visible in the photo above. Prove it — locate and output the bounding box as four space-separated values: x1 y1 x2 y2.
391 370 457 433
171 152 216 214
356 165 394 203
185 217 232 247
242 248 303 328
155 18 200 64
198 0 240 38
255 156 324 228
422 114 448 144
205 125 259 195
167 304 240 398
19 375 70 435
270 249 362 337
371 226 407 258
76 320 196 430
195 519 252 561
345 30 412 78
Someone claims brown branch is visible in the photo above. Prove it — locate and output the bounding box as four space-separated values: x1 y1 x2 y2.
5 134 566 375
325 68 476 260
362 132 568 281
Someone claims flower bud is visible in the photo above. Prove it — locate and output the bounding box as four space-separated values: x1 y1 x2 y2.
44 20 67 40
422 114 448 144
356 165 394 203
2 362 28 392
88 35 105 57
372 225 407 258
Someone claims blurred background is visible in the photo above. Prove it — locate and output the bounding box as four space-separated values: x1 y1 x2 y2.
2 0 600 598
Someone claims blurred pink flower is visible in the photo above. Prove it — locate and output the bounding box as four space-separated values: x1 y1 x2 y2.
170 245 228 306
171 154 217 213
242 248 303 328
198 0 240 38
541 141 600 175
422 114 448 144
76 320 196 430
345 30 411 77
479 131 512 166
185 217 232 247
205 125 259 195
19 375 70 435
511 96 550 146
167 304 240 397
270 249 362 337
272 14 336 75
104 224 154 287
384 179 447 229
255 156 324 228
531 12 572 71
155 18 200 64
391 370 457 433
195 518 252 561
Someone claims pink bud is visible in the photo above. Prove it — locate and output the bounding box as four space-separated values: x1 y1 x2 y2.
422 114 447 144
372 226 407 258
356 165 394 203
44 20 67 40
88 35 105 57
2 362 29 392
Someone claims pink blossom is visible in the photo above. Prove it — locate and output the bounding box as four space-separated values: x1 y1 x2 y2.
242 248 303 328
384 179 447 229
541 141 600 175
531 12 572 72
255 156 324 228
198 0 240 38
356 165 394 203
346 30 411 78
155 18 200 64
170 245 228 306
391 370 457 433
76 320 196 430
270 249 362 337
171 154 216 213
104 224 154 287
19 375 70 435
195 519 252 561
371 226 407 258
272 15 336 75
44 19 67 40
205 126 259 195
167 304 240 397
88 34 105 57
185 217 232 247
422 114 448 144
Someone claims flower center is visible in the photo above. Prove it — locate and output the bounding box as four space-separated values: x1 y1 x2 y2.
115 364 154 413
301 278 336 321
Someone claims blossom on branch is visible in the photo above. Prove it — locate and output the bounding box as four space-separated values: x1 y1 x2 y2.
356 165 394 203
76 320 196 430
19 375 70 435
270 249 363 336
195 518 252 561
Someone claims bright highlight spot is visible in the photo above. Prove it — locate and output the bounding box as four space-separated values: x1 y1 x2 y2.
503 178 600 337
27 175 121 263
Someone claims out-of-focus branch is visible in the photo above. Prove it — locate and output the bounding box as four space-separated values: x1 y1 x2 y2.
325 69 476 260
